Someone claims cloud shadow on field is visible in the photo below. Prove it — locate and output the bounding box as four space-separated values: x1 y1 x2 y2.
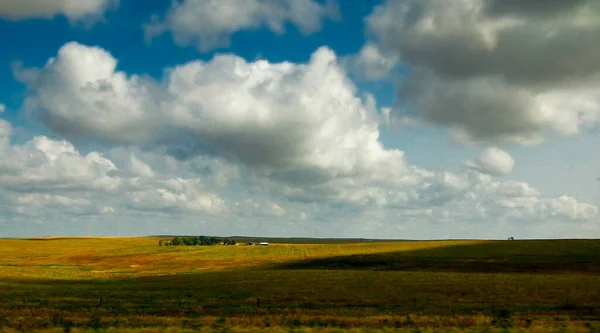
268 239 600 274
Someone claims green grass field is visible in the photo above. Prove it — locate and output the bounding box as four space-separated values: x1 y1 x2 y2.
0 238 599 332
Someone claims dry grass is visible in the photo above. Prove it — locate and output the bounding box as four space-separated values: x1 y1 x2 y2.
0 238 599 332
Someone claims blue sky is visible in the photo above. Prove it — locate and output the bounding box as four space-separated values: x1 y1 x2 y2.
0 0 599 239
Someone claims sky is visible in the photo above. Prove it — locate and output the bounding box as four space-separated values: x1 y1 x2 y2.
0 0 599 239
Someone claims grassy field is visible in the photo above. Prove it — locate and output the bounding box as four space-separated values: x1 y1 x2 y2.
0 237 599 332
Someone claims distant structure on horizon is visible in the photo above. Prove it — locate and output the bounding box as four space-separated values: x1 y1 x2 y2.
260 242 269 246
508 237 514 241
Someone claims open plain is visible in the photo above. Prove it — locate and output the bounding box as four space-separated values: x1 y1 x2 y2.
0 237 599 332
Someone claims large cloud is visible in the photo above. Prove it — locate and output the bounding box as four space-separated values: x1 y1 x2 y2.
20 41 418 206
20 43 166 144
0 0 118 22
366 0 600 144
8 42 599 237
144 0 338 51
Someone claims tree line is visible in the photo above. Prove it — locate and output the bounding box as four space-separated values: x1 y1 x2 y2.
159 236 237 247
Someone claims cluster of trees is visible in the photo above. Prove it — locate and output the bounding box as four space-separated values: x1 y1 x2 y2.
159 236 237 247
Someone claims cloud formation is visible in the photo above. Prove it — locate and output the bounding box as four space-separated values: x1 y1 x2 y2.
366 0 600 144
20 42 417 207
341 43 399 81
1 114 596 238
0 119 230 218
0 0 118 22
7 42 598 239
144 0 338 51
465 147 515 176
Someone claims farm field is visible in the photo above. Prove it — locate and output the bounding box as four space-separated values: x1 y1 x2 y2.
0 237 599 332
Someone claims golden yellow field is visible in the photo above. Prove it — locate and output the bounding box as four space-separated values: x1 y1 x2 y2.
0 237 599 332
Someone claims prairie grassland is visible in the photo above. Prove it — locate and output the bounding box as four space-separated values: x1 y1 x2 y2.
0 238 599 332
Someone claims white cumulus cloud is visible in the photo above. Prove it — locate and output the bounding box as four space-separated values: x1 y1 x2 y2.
0 119 229 218
20 41 419 207
144 0 338 51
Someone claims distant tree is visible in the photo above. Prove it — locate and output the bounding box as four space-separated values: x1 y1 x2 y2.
162 236 227 247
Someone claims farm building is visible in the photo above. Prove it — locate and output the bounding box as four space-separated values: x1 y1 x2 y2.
260 242 269 246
